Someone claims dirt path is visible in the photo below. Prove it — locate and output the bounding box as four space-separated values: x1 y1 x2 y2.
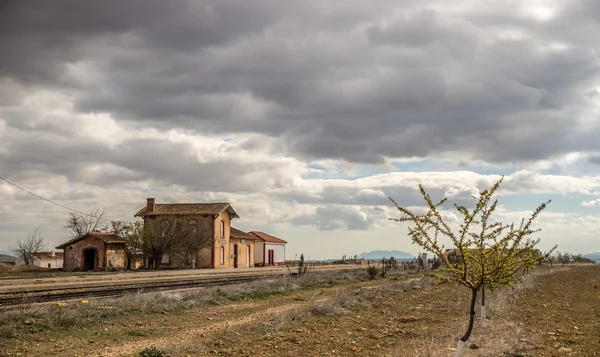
99 286 352 357
100 301 305 357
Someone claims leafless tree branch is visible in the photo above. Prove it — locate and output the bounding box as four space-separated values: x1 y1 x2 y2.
11 227 45 265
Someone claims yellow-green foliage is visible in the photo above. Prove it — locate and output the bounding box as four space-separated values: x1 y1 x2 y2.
389 177 552 293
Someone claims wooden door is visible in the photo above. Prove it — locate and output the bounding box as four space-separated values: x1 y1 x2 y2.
268 249 274 265
233 245 238 268
246 245 251 268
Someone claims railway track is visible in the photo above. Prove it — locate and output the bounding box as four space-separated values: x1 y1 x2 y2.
0 273 283 307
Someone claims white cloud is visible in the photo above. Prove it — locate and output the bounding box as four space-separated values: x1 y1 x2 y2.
582 199 600 207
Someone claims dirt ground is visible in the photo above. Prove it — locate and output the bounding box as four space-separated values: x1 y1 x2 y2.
0 265 598 357
0 263 49 273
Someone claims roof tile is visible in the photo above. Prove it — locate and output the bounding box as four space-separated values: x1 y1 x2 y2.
134 202 239 218
248 231 287 244
230 227 260 240
56 232 126 249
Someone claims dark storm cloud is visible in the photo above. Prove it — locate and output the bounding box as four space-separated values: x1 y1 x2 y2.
589 156 600 165
0 119 301 192
1 0 600 164
0 0 291 85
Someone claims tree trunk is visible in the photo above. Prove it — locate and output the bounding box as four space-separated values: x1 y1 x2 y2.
454 287 479 357
481 286 486 327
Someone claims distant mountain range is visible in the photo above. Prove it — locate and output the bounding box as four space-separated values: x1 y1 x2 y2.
0 254 16 264
583 252 600 262
358 250 414 260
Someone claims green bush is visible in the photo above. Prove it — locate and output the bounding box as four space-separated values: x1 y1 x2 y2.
139 346 166 357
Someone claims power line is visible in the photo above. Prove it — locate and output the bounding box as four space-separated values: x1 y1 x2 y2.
0 175 98 217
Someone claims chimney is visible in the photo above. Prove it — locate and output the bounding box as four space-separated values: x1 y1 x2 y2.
147 198 155 213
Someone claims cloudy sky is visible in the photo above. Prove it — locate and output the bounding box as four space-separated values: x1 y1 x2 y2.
1 0 600 259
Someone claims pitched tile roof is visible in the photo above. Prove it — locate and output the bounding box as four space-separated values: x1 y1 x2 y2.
248 231 287 244
55 232 126 249
230 227 260 240
134 202 239 218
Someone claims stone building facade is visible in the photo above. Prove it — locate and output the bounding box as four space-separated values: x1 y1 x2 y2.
229 227 258 268
134 198 255 269
56 232 127 270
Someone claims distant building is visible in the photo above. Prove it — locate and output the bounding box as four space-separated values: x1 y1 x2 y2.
249 231 287 266
15 251 63 269
56 232 127 270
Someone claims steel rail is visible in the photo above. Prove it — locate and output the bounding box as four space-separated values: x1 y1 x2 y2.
0 274 284 307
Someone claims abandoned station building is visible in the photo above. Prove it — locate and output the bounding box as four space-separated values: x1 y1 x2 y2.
134 198 287 269
57 198 287 270
56 232 127 270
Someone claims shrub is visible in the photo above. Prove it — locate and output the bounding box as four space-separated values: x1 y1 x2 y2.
366 265 379 279
139 346 166 357
380 258 392 277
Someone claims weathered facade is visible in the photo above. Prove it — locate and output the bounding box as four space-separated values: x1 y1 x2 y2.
230 227 258 268
135 198 249 269
249 231 287 266
56 232 127 270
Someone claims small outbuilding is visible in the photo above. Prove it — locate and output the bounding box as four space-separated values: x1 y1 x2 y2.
15 251 63 269
230 227 259 268
249 231 287 266
56 232 127 271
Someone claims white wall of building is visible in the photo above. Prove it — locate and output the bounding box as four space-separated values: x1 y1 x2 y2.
36 257 63 269
254 242 286 266
265 242 285 264
15 256 63 268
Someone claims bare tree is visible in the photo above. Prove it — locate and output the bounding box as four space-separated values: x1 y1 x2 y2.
11 227 45 265
556 251 571 267
143 220 191 269
110 221 145 270
572 253 584 265
64 209 108 238
172 221 214 268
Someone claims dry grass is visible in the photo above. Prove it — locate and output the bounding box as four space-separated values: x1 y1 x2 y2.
165 288 370 356
397 269 548 357
183 268 550 357
0 268 373 338
6 264 592 357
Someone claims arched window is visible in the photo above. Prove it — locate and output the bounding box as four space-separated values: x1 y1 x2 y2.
220 246 225 265
220 220 225 238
